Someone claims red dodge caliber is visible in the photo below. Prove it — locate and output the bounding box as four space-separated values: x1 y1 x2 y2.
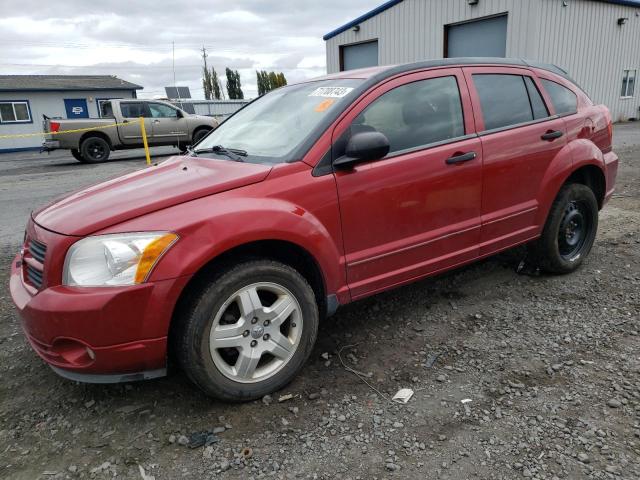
10 59 618 401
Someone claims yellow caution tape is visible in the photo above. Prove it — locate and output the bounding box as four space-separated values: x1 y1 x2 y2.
0 121 131 139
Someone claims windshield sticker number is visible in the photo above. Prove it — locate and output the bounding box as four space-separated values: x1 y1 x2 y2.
309 87 354 98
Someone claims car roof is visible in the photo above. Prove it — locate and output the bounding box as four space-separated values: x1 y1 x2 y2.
316 57 572 82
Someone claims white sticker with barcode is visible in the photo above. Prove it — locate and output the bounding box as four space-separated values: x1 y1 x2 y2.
308 86 354 98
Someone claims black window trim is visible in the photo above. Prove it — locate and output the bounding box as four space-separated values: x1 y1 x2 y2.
478 114 560 137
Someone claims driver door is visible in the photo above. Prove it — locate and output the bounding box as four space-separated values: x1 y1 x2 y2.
147 102 189 143
332 69 483 299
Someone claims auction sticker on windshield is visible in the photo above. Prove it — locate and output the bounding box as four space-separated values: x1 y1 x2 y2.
308 87 354 98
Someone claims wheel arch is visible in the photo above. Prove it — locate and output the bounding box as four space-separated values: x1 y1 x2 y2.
168 239 330 348
563 164 606 209
79 130 112 150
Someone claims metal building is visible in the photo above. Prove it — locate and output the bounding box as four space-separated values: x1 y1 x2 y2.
0 75 142 152
324 0 640 121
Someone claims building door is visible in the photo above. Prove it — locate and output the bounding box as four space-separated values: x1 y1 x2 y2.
446 14 507 58
340 40 378 71
64 98 89 119
332 69 482 299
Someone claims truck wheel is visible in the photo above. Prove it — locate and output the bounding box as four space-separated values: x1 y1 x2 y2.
70 149 86 163
174 260 319 402
530 183 598 274
80 136 110 163
192 128 211 146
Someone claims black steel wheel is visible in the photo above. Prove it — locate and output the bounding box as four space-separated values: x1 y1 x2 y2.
529 183 598 274
80 136 110 163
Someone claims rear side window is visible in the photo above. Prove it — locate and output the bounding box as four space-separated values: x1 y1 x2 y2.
472 74 534 130
540 79 577 115
120 103 148 118
352 76 465 154
524 77 549 119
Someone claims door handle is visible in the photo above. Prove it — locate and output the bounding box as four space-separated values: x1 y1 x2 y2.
446 151 476 165
152 119 161 124
541 130 563 141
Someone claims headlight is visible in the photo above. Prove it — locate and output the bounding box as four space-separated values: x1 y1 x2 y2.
63 232 178 286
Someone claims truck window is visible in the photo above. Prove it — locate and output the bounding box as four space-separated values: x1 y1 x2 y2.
120 103 148 118
149 103 178 118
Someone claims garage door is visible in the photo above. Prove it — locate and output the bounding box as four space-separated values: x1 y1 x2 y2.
446 15 507 58
341 40 379 71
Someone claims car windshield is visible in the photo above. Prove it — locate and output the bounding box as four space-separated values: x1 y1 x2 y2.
194 79 363 163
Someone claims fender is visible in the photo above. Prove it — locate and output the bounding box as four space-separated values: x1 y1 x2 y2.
99 166 349 303
534 138 605 228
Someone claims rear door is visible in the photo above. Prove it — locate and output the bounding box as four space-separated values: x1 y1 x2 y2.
147 102 189 143
333 68 483 299
463 66 568 255
118 101 153 145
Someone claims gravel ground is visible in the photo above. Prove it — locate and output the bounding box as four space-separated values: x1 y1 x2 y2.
0 127 639 480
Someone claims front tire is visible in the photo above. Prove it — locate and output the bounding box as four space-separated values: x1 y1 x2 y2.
191 128 211 146
79 136 110 163
174 260 319 402
530 183 598 274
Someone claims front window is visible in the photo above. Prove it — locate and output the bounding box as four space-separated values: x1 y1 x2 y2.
351 76 465 154
149 103 178 118
194 79 363 163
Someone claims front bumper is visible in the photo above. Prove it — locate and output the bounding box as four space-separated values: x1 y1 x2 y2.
9 249 190 382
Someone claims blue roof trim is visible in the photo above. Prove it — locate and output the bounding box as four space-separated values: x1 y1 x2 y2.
323 0 640 41
323 0 404 40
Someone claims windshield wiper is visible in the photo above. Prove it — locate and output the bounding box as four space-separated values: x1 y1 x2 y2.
191 144 247 162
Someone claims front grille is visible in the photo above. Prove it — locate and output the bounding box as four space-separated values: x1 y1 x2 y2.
24 237 47 290
29 239 47 263
26 263 44 289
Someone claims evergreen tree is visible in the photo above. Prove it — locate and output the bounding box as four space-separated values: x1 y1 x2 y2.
211 67 221 100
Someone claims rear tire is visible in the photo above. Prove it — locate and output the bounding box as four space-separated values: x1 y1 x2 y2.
79 136 110 163
530 183 598 274
174 260 319 402
70 149 86 163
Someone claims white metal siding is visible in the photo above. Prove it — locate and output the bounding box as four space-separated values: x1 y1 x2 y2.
0 89 136 151
326 0 640 120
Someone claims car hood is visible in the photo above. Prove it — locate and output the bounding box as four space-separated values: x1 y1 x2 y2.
33 156 272 236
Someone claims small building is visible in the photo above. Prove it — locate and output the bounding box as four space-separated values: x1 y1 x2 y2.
0 75 142 152
324 0 640 121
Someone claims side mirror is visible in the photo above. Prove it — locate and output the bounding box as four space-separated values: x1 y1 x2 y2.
334 131 390 169
176 109 184 118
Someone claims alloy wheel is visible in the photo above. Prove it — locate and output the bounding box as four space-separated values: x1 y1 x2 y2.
208 282 303 383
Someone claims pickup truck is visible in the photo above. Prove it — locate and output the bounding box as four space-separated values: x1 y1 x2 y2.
42 99 219 163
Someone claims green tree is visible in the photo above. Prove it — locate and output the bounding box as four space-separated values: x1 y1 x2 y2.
226 68 244 99
211 67 221 100
256 70 288 96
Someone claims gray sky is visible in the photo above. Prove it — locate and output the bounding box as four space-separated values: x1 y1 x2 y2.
0 0 381 99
